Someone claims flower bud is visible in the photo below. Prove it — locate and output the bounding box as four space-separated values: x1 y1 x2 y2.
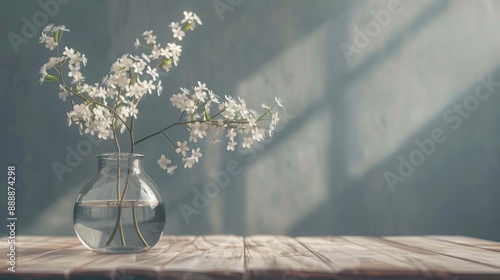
44 74 59 82
53 30 59 43
182 23 193 31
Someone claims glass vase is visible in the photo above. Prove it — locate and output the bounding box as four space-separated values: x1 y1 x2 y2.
73 153 165 253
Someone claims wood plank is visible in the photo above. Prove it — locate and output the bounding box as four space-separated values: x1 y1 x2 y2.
160 235 245 279
4 235 500 279
385 236 500 271
0 236 82 272
245 235 333 279
12 246 98 279
428 235 500 253
70 235 196 280
342 236 500 278
298 236 437 278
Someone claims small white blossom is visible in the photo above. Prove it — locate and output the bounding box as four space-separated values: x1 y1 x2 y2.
141 79 156 95
227 141 237 151
175 141 189 157
157 154 171 170
169 22 185 40
43 23 54 33
181 11 202 30
157 80 163 96
275 96 284 107
58 85 70 101
142 30 156 45
242 137 253 149
146 66 159 81
190 147 202 163
167 165 177 175
39 33 57 50
167 43 182 59
226 128 237 141
183 157 195 169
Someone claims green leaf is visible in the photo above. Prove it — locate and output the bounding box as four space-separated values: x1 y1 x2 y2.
53 30 59 43
204 109 210 122
182 23 193 31
44 74 60 82
160 58 172 70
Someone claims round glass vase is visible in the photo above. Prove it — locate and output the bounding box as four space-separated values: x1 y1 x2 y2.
73 153 165 253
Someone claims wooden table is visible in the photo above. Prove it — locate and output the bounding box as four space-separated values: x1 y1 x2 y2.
2 235 500 279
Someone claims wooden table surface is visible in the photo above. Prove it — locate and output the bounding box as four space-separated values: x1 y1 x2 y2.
2 235 500 280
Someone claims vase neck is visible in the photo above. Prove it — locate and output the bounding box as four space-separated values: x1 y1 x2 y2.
96 153 144 173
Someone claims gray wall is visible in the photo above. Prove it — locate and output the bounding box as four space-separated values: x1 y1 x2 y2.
1 0 499 240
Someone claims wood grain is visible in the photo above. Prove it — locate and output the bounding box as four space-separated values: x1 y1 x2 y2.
245 235 332 279
428 235 500 253
344 236 500 278
160 235 244 279
385 236 500 269
298 236 431 278
70 235 196 280
1 235 500 280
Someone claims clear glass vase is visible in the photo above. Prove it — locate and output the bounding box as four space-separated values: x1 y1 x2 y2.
73 153 165 253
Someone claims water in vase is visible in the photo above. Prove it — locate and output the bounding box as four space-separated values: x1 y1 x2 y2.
74 200 165 253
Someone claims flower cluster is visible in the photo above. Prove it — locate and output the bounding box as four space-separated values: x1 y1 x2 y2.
39 12 283 175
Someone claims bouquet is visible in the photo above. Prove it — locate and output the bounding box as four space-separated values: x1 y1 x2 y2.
39 11 283 249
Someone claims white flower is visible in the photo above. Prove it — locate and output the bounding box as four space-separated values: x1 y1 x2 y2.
190 122 207 142
58 85 70 101
208 90 220 103
68 63 83 83
227 141 237 151
242 137 253 149
126 83 146 99
167 165 177 175
63 47 86 66
146 66 159 81
170 93 186 109
190 147 202 163
134 38 141 49
269 112 280 136
150 45 161 60
181 11 202 30
261 103 271 110
157 80 163 96
183 157 195 169
146 34 156 45
53 25 69 32
252 127 265 141
142 30 156 45
275 96 284 107
141 52 151 63
39 33 57 50
175 141 189 157
43 23 54 33
157 154 171 170
226 128 237 141
195 81 208 92
132 60 146 75
141 80 156 94
67 103 91 126
170 22 185 40
167 43 182 59
194 88 207 103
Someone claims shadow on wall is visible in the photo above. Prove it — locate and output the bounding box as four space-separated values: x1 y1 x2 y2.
290 65 500 241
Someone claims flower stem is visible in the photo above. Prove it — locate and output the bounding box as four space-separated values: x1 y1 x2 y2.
107 123 125 247
132 206 149 247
